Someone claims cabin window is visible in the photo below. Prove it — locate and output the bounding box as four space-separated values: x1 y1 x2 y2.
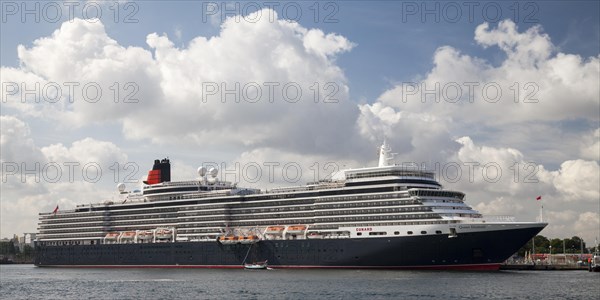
421 231 427 234
357 232 362 236
435 230 442 234
407 231 413 235
394 231 400 235
369 232 386 236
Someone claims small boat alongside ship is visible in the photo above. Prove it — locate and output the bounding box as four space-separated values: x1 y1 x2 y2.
244 261 269 270
34 141 547 270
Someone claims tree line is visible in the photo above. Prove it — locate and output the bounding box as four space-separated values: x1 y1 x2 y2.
0 240 35 262
516 235 593 257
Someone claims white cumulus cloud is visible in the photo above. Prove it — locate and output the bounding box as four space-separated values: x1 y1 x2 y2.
0 116 129 237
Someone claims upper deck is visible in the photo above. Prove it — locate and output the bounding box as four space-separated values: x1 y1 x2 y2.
40 141 445 216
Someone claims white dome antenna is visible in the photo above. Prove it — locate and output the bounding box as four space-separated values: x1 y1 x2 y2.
197 166 207 177
117 183 126 193
209 167 218 177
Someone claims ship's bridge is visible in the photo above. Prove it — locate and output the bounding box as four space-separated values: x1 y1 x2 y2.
329 140 441 189
408 188 465 200
341 165 441 189
345 167 435 180
143 180 234 195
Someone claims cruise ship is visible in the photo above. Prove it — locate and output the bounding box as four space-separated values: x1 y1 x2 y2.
34 142 546 270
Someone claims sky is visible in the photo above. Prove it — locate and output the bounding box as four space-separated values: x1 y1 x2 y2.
1 1 599 246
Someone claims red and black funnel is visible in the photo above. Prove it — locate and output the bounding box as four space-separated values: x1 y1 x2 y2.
143 158 171 185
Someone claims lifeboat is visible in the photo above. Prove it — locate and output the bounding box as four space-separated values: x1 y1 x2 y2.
239 235 260 244
286 225 307 234
121 231 136 239
155 228 173 239
264 226 286 235
104 232 119 240
307 231 322 239
218 235 239 245
137 230 154 240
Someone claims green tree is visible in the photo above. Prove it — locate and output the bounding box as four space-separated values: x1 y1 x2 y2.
568 236 586 253
22 245 34 258
534 235 550 254
550 238 562 253
516 235 591 257
0 241 16 255
517 235 550 256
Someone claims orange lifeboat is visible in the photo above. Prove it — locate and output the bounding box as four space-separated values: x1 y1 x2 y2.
218 235 239 245
264 226 286 235
239 235 260 244
104 232 119 240
155 228 173 239
137 230 154 240
286 225 307 234
121 231 136 239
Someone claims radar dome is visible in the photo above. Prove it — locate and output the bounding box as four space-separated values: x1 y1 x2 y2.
117 183 126 192
197 166 207 177
209 167 218 177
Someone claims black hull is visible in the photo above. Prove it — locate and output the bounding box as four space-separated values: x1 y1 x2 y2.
35 227 542 270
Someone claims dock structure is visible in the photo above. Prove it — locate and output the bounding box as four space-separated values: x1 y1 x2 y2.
502 253 593 270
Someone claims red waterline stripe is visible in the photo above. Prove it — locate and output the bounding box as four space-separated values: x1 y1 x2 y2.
39 263 500 271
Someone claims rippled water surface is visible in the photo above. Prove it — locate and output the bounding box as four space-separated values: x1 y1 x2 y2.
1 265 598 299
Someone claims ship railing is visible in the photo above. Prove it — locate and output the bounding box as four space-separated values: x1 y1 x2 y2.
181 191 232 199
461 215 516 223
267 186 310 193
144 181 200 188
144 180 234 189
483 215 516 222
345 168 436 180
39 209 79 217
267 182 345 193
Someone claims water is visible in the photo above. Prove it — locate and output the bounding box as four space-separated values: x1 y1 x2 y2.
1 265 598 299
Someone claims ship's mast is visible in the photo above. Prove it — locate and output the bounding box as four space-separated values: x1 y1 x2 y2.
378 139 395 167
